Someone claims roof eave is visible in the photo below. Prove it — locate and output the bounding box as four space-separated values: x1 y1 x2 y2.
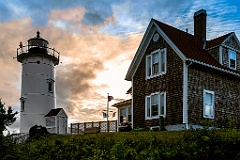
125 19 156 81
188 58 240 78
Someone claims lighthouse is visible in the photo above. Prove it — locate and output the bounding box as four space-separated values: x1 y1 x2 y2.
17 32 66 133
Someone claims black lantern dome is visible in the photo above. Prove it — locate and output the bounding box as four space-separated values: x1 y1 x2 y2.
28 31 49 48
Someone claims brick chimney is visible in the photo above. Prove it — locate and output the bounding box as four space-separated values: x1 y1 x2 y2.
194 9 207 39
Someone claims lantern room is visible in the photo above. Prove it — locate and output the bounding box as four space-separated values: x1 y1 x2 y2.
17 31 59 65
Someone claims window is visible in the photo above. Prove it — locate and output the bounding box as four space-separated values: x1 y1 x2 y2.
46 78 54 93
46 117 55 126
120 108 127 123
203 90 214 119
145 92 166 119
119 106 132 125
20 97 26 112
229 50 236 69
48 81 53 92
146 48 167 79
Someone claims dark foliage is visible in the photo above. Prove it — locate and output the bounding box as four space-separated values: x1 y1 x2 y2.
1 129 240 159
0 99 18 135
28 125 49 140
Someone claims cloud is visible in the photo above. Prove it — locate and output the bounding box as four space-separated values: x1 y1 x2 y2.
81 1 113 25
0 6 137 124
0 18 33 107
55 60 108 122
42 7 141 122
0 0 116 26
56 59 105 100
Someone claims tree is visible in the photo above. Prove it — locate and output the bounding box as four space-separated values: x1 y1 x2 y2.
0 99 18 135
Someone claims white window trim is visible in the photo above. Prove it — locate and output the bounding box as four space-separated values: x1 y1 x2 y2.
118 106 131 125
228 50 236 70
203 89 214 119
145 92 166 120
146 48 167 79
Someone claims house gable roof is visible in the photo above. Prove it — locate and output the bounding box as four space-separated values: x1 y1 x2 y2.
222 32 240 50
154 20 222 68
206 32 233 49
45 108 67 117
125 18 240 81
112 99 132 108
125 19 186 81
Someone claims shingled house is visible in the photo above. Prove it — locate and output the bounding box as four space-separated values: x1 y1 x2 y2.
124 9 240 130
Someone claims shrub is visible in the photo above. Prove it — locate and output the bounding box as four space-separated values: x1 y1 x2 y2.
28 125 49 140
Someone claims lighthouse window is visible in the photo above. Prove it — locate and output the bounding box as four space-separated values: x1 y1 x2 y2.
46 117 55 126
46 78 54 93
20 97 26 112
48 81 53 92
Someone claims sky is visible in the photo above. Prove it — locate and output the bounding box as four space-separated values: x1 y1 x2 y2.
0 0 239 133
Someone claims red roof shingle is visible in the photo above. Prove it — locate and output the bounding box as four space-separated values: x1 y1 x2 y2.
153 19 239 74
206 32 233 49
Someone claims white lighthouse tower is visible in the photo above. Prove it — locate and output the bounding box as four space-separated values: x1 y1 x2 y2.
17 31 60 133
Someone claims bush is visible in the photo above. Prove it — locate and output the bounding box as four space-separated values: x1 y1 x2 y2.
28 125 49 140
2 129 240 159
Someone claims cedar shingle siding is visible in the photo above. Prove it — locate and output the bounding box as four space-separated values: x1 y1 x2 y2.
133 32 183 128
188 65 240 127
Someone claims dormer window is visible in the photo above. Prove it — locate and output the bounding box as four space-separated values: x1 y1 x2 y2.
229 50 236 70
146 48 167 79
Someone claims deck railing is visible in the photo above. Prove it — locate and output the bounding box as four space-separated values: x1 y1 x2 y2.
70 120 117 134
16 45 60 65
